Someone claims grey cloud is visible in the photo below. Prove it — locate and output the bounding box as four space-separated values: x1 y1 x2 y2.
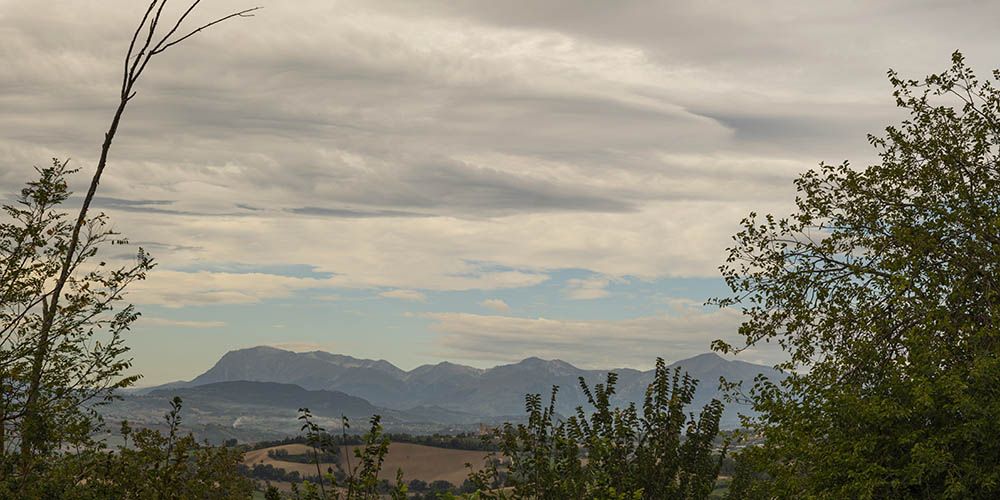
91 197 174 208
0 0 768 220
288 206 430 218
377 1 999 72
392 159 637 215
89 196 245 216
4 0 1000 288
131 241 203 253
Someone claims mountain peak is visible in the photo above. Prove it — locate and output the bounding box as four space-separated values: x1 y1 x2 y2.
508 356 581 376
151 347 782 429
684 352 725 363
242 345 291 353
518 356 569 365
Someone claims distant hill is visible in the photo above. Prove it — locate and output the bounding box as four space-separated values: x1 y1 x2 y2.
141 347 784 428
104 379 491 444
182 347 408 404
148 380 379 415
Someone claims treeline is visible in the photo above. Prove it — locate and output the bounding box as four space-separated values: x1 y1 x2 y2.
268 448 340 464
243 462 479 499
387 432 499 452
252 431 498 453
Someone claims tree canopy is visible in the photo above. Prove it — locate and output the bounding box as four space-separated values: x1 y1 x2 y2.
714 52 1000 498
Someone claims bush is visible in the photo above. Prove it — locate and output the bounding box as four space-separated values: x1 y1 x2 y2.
467 358 726 499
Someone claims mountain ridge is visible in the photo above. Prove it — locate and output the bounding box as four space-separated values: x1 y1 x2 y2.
142 346 783 428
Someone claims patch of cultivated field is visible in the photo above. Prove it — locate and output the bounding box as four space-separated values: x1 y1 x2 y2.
344 442 489 485
244 443 489 485
244 444 323 477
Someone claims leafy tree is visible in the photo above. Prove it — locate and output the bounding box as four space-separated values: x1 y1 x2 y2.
713 52 1000 498
467 358 726 499
429 480 457 493
0 160 151 491
1 0 257 494
3 396 252 499
82 397 252 499
289 409 407 500
265 485 283 500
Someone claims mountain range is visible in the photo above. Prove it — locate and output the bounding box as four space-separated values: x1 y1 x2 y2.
127 346 783 434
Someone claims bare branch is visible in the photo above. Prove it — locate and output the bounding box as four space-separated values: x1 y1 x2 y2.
152 7 261 55
123 1 159 96
16 0 259 468
150 0 203 54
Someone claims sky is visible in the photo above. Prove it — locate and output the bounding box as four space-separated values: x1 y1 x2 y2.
3 0 1000 385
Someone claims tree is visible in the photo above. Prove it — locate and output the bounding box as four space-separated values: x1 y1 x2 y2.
0 160 151 491
74 397 252 499
292 409 407 500
1 0 257 493
265 485 283 500
713 52 1000 498
468 358 726 500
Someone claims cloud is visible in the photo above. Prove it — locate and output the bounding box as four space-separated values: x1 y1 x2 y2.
421 306 782 368
103 199 738 299
139 317 227 329
128 270 331 308
119 262 546 308
379 289 427 302
479 298 510 312
0 0 828 301
563 276 615 300
4 0 1000 304
288 206 431 218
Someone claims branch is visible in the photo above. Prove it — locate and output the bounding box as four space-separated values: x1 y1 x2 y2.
151 6 261 55
123 1 159 96
17 0 259 467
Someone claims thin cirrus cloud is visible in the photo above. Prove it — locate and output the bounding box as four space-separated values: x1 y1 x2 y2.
127 271 331 308
563 276 616 300
139 317 227 329
128 268 546 307
479 298 511 313
379 289 428 302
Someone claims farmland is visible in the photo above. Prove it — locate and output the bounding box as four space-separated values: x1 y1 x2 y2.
244 442 490 485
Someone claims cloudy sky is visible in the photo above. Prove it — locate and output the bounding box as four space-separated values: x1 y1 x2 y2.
3 0 999 385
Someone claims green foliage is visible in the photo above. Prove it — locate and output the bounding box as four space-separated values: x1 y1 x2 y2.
1 160 150 492
285 409 407 500
2 397 252 499
269 447 339 465
251 431 498 453
85 397 252 499
467 358 726 500
385 432 498 452
714 52 1000 498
